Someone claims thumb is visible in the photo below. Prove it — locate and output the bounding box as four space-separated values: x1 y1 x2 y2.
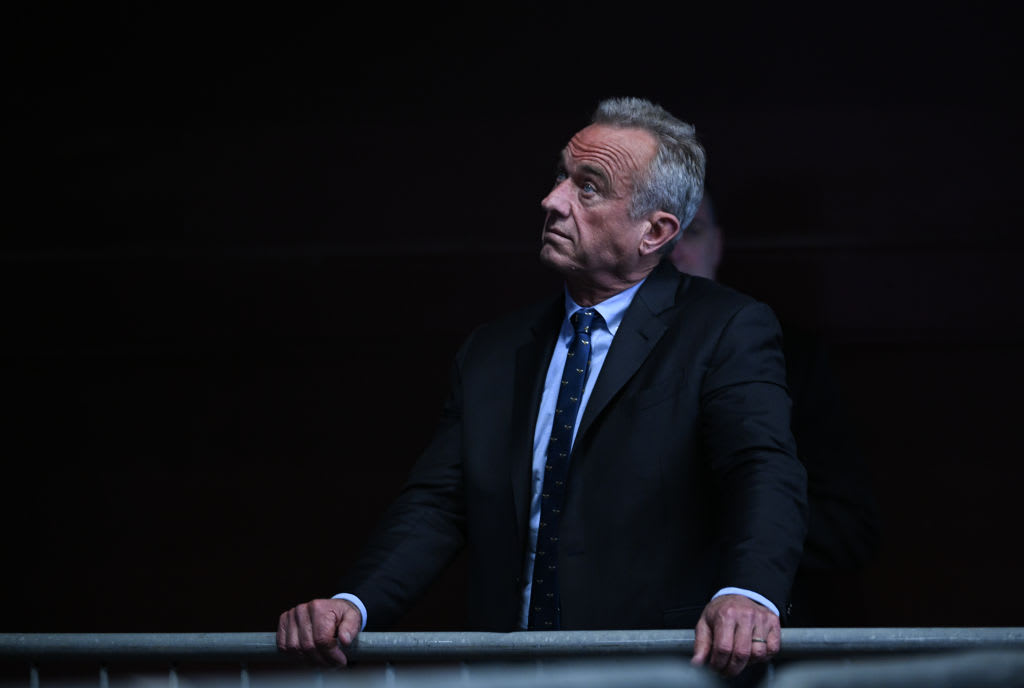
337 603 363 646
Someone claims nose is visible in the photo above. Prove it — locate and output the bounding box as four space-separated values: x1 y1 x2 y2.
541 178 571 217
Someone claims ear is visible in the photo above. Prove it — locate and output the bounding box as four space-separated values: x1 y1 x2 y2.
638 211 680 256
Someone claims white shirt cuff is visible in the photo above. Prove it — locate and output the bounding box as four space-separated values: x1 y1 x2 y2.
711 587 780 616
332 593 368 631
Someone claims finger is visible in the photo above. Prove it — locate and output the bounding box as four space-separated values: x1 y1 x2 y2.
295 603 328 666
285 607 302 653
749 627 769 663
312 602 349 666
721 622 749 678
708 619 737 675
691 617 712 666
766 620 782 657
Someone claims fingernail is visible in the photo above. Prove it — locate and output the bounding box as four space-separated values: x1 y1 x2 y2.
341 631 351 644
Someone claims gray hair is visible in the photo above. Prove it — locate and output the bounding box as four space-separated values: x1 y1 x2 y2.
591 97 706 251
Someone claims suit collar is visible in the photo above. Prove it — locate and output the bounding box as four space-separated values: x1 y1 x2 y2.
575 261 682 441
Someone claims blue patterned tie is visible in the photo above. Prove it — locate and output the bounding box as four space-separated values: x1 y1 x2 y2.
528 308 597 630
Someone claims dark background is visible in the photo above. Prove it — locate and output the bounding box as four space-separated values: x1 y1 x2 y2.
3 3 1022 632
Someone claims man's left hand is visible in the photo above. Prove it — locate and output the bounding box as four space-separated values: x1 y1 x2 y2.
690 594 780 678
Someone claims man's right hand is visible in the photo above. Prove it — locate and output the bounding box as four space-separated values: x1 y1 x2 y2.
277 598 363 667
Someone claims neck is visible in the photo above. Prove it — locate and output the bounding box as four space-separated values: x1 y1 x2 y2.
565 265 653 307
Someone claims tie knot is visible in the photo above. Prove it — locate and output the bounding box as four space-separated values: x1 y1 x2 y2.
570 309 597 336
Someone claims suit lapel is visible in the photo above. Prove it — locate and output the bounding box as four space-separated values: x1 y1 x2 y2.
509 295 563 544
576 262 682 443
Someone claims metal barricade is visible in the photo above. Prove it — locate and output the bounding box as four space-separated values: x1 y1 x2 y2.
2 629 1023 688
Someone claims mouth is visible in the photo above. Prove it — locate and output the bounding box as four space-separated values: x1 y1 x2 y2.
543 220 571 243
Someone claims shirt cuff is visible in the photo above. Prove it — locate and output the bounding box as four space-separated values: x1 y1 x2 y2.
711 587 780 616
331 593 368 631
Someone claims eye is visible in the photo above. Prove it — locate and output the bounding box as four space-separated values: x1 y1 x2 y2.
581 181 597 194
554 170 568 185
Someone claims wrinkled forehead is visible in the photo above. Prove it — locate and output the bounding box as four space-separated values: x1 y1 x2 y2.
563 124 658 183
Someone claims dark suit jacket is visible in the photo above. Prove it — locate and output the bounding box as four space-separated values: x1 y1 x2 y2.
342 261 808 631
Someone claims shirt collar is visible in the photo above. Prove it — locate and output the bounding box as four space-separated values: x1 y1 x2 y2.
562 278 646 337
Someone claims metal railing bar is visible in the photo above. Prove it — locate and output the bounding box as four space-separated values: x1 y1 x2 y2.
1 629 1022 664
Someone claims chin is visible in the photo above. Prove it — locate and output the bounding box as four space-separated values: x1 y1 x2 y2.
539 242 564 266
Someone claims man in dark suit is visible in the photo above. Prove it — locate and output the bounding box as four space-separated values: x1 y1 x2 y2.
278 97 808 680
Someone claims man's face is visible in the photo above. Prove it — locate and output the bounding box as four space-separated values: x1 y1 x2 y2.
539 124 658 282
668 198 722 280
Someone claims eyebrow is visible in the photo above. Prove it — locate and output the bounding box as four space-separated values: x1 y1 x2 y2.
558 150 611 189
579 163 610 188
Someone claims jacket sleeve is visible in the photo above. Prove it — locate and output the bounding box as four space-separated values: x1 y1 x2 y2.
699 300 809 614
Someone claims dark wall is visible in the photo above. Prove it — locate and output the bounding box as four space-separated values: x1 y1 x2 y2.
4 4 1022 631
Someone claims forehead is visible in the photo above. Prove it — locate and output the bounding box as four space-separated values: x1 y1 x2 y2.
563 124 657 181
